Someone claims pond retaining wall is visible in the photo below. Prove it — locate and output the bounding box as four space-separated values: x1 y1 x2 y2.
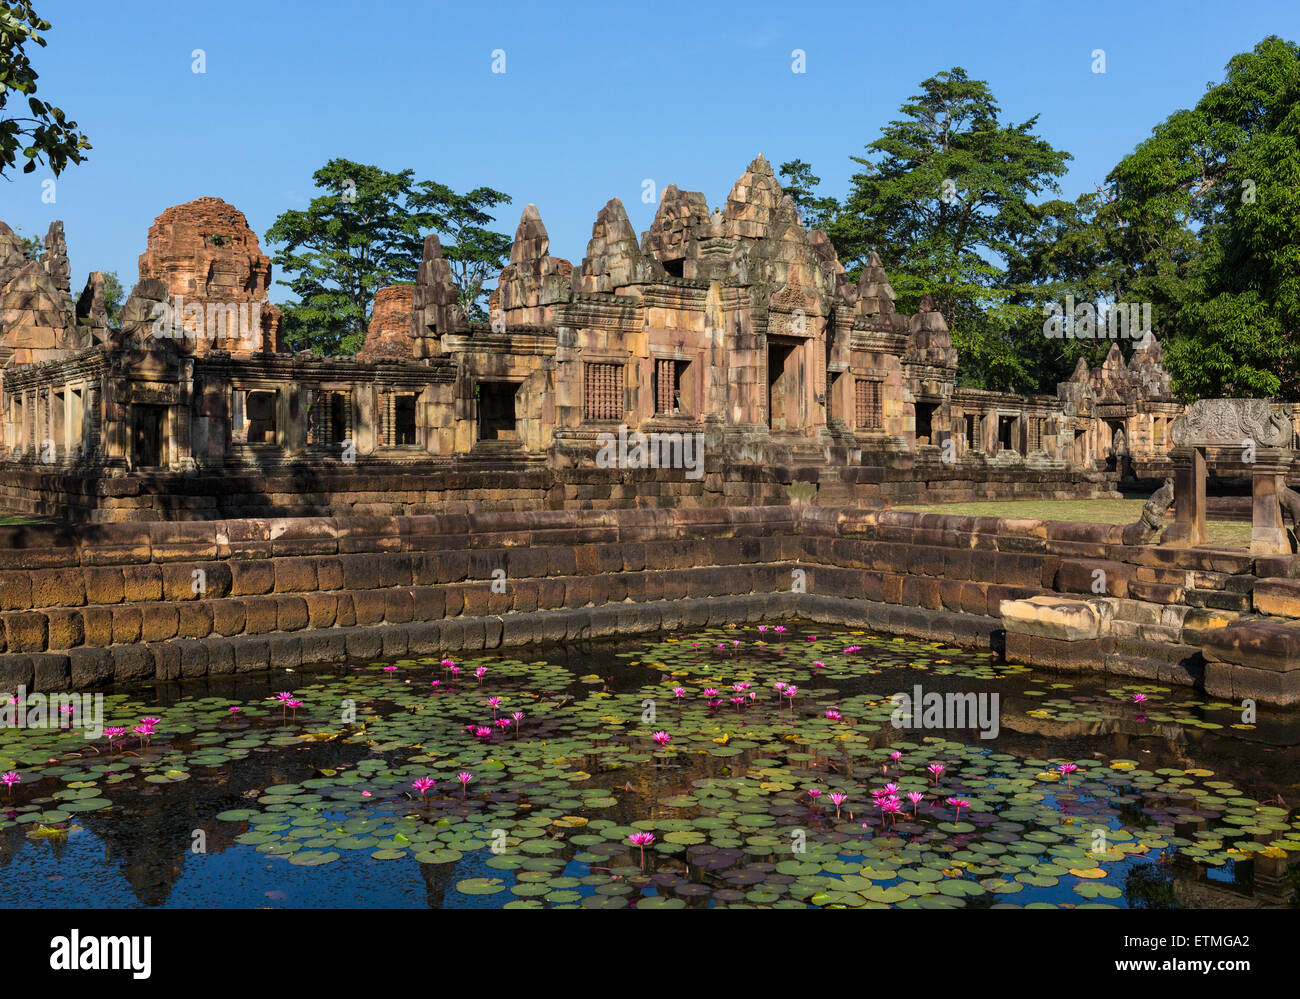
0 505 1296 704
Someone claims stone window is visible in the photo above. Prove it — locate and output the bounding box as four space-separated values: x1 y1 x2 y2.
583 363 622 421
854 378 882 430
380 393 419 447
964 414 978 452
245 391 277 444
394 395 417 446
310 391 352 446
1028 417 1042 452
655 359 689 415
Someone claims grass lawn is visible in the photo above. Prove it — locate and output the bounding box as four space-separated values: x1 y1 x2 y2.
892 498 1253 547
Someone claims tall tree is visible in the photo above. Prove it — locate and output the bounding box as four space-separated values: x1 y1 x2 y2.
1091 36 1300 400
827 69 1071 391
408 181 512 321
0 1 90 177
266 160 425 355
266 161 513 354
777 159 839 231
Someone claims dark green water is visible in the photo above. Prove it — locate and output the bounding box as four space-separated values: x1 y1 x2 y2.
0 623 1296 908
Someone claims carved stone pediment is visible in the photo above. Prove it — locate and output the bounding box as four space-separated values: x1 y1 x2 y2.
1170 398 1293 448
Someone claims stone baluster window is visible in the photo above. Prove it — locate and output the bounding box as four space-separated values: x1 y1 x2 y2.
584 363 622 421
1028 417 1042 452
854 378 882 430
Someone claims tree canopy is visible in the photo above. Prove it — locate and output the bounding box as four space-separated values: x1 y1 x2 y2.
265 160 512 355
825 68 1072 392
0 1 90 177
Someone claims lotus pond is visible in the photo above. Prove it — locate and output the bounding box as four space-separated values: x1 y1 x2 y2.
2 624 1299 909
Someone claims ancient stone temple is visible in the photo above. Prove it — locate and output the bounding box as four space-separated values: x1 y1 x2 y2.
0 158 1185 521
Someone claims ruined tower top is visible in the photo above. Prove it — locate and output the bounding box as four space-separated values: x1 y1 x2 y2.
136 197 282 355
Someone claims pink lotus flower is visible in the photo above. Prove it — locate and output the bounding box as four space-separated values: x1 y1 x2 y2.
1 771 18 800
907 791 924 817
383 665 398 673
774 681 787 693
495 718 511 731
229 706 240 714
652 731 671 747
825 708 842 721
628 831 655 870
476 666 487 684
487 696 502 716
673 687 686 700
458 771 474 795
808 788 821 802
812 661 824 670
946 797 970 822
441 658 455 671
927 763 945 784
430 680 440 690
1132 693 1147 703
449 665 460 677
829 791 848 819
133 723 154 747
412 777 435 799
512 710 525 732
104 727 127 751
703 688 719 698
361 790 372 798
1057 762 1079 789
474 726 492 741
758 626 767 633
773 626 786 633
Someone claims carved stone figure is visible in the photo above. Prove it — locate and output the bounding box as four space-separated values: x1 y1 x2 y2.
1122 475 1175 545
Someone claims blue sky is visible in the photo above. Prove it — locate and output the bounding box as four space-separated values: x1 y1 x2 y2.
3 0 1295 300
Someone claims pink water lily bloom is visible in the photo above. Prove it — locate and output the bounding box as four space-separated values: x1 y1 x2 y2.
628 831 655 870
946 797 970 822
829 791 848 819
457 772 474 795
1 771 18 800
652 731 671 747
412 777 435 798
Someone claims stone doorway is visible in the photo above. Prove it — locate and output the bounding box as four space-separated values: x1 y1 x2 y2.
131 405 167 468
767 338 800 432
477 382 519 442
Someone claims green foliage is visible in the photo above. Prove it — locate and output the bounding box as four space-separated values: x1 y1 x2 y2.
408 182 512 322
1067 36 1300 400
0 1 90 177
265 160 512 355
825 68 1071 392
776 159 839 232
100 270 124 325
266 160 424 355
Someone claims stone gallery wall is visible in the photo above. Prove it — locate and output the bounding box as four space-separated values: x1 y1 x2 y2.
0 506 1297 703
0 456 1115 523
